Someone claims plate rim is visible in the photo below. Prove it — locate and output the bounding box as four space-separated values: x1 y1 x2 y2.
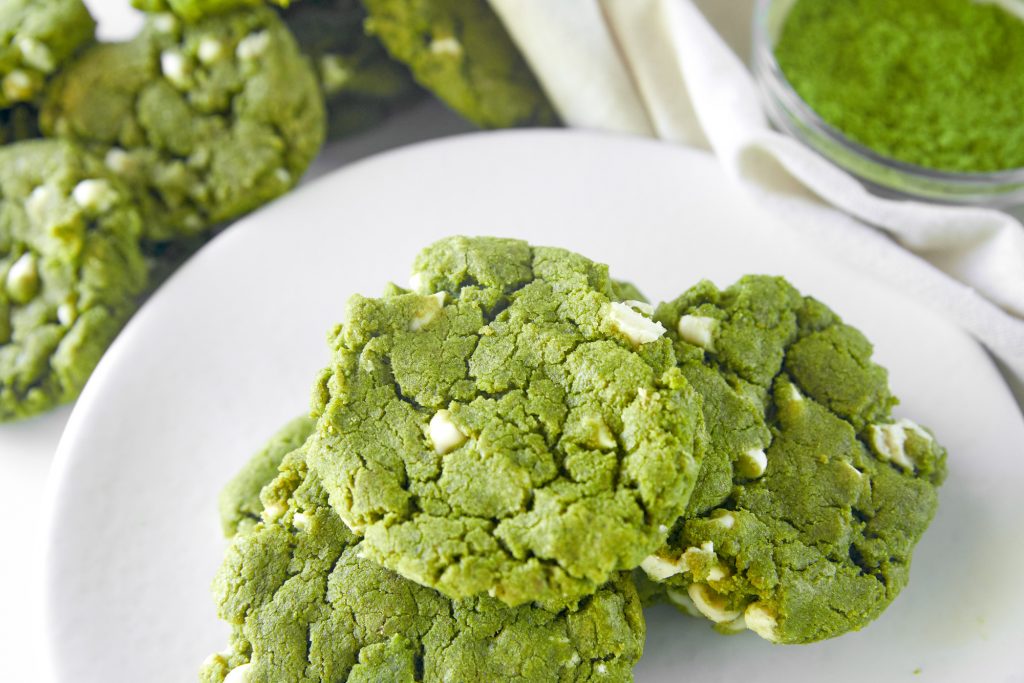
40 127 1024 680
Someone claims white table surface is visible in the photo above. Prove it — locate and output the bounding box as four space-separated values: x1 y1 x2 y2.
2 2 1021 682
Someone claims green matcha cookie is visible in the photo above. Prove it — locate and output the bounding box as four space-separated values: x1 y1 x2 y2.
362 0 557 128
0 0 96 107
0 140 147 421
638 276 946 644
202 445 646 682
280 0 421 139
41 7 325 241
219 415 315 536
306 236 704 608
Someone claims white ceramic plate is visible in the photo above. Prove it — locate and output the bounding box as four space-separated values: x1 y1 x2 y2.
44 131 1024 683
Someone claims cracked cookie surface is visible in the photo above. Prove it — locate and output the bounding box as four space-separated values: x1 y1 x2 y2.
639 276 946 643
41 6 324 241
362 0 557 128
306 236 704 609
0 140 147 421
202 438 645 683
0 0 96 107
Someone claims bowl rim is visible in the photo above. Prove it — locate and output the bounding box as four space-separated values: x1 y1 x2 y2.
751 0 1024 187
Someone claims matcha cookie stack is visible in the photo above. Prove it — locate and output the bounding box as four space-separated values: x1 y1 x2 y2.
203 237 699 681
204 238 947 680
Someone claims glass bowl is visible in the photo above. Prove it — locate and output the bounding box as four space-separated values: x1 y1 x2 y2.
751 0 1024 210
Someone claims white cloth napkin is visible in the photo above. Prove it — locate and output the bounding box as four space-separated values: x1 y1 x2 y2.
489 0 1024 381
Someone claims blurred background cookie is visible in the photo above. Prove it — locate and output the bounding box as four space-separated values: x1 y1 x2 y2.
41 7 325 241
0 139 147 421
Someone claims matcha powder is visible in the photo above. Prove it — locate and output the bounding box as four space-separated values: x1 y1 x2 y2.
775 0 1024 173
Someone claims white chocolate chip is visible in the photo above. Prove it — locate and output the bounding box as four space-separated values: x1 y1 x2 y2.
706 565 727 582
607 301 666 346
590 417 616 450
658 524 669 534
900 418 933 441
25 185 55 224
293 512 308 530
160 49 191 89
262 502 285 522
841 461 863 479
429 409 467 454
640 554 685 581
236 31 271 61
319 54 351 94
738 447 768 479
408 272 425 293
676 315 718 350
6 253 39 303
871 423 908 467
688 584 741 623
151 13 178 34
104 148 135 175
183 214 204 231
665 588 702 617
197 36 226 65
623 299 655 316
430 37 463 56
869 419 928 472
719 614 748 634
17 38 55 73
273 168 292 186
565 653 581 667
3 70 35 101
72 179 118 214
223 663 252 683
595 663 608 675
57 300 77 326
712 511 736 530
409 292 446 331
744 602 780 642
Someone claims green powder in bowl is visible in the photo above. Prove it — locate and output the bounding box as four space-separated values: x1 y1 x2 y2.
774 0 1024 174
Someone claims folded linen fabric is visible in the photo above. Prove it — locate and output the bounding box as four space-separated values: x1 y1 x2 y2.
488 0 1024 382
